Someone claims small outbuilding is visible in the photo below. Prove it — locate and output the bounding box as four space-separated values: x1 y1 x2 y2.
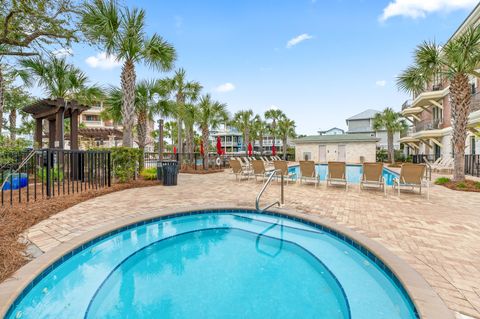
293 134 379 163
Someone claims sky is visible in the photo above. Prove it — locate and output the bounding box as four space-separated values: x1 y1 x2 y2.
51 0 479 135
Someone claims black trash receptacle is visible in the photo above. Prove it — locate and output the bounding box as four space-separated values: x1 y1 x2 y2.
159 161 178 186
156 161 163 181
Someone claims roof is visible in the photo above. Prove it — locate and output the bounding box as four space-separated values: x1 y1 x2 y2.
346 109 380 121
318 127 345 133
23 98 89 119
294 134 380 144
449 2 480 43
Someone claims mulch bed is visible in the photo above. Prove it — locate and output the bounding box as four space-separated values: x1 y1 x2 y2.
0 179 159 283
438 180 480 192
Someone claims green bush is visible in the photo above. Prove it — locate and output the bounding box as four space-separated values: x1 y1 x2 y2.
475 182 480 189
140 167 157 180
376 149 388 162
456 182 467 189
435 177 451 185
36 167 64 182
110 147 142 183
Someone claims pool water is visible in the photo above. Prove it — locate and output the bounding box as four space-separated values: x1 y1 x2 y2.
288 164 398 185
8 211 417 319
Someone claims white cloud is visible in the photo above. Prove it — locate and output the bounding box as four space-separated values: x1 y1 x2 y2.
85 52 122 69
286 33 313 48
380 0 477 21
376 80 387 87
53 48 73 57
215 82 235 92
268 105 279 110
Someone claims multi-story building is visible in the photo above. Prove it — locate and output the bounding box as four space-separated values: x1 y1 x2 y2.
399 6 480 160
317 127 345 135
346 109 401 150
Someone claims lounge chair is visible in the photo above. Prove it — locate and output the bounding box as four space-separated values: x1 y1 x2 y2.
251 160 270 182
273 160 296 184
327 161 348 190
229 159 251 181
299 160 319 188
393 163 429 199
434 158 453 173
360 162 386 195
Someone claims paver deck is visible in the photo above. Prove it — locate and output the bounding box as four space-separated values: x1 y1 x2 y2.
23 172 480 318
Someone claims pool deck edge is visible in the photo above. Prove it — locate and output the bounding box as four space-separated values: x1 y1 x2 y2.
0 204 454 319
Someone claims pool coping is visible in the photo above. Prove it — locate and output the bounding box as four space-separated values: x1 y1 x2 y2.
0 204 453 319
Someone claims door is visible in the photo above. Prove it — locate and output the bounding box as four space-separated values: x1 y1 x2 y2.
319 145 326 163
338 145 346 162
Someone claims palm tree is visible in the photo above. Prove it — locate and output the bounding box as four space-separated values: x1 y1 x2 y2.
232 110 254 155
397 27 480 181
164 120 177 150
195 94 228 170
264 108 285 153
81 0 176 147
372 108 407 164
159 68 202 154
4 86 32 140
183 103 197 155
277 117 296 159
251 115 268 155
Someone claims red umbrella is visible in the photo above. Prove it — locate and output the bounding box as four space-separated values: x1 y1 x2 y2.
271 144 276 156
248 142 253 156
216 136 222 155
173 146 177 155
200 142 204 156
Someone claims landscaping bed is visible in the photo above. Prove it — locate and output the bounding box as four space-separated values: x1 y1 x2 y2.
435 177 480 192
0 178 159 283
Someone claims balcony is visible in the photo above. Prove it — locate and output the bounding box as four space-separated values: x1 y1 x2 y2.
413 119 443 133
471 92 480 112
401 100 412 110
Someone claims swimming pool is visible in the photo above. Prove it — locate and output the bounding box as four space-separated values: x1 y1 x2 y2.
7 210 418 319
288 164 398 185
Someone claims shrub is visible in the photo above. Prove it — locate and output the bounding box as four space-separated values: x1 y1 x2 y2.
140 167 158 180
110 147 142 183
376 149 388 162
475 182 480 189
456 182 467 189
36 167 64 182
435 177 451 185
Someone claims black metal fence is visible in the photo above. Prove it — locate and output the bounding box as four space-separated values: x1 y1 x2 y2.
0 149 111 206
465 154 480 177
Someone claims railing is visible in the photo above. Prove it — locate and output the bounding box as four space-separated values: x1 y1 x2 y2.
402 100 412 110
471 92 480 112
0 149 111 206
465 154 480 177
413 119 442 132
411 154 434 180
256 169 284 212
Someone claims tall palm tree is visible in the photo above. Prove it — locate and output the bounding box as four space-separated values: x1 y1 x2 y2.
277 117 296 159
264 108 285 153
195 94 228 170
164 120 177 150
232 110 254 155
372 108 407 164
183 103 197 155
397 27 480 181
159 68 202 154
18 56 103 103
82 0 176 147
251 115 268 155
4 86 32 140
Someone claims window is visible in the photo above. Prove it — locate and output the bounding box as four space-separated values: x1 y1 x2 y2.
84 115 100 122
471 136 476 155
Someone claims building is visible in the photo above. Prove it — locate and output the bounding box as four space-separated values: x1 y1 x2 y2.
317 127 345 135
346 109 401 150
399 5 480 159
294 134 379 163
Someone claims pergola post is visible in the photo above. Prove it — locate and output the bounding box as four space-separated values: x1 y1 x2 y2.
71 109 79 150
55 107 65 149
35 118 43 149
48 119 56 149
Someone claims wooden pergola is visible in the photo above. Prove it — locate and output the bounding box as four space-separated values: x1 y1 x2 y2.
23 98 89 150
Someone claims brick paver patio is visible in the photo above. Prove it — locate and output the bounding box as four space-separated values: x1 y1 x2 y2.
23 171 480 318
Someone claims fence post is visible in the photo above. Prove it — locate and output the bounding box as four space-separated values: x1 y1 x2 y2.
46 149 52 198
107 151 112 187
194 153 197 170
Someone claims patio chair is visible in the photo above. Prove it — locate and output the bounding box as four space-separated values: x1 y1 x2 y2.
393 163 429 199
273 160 296 184
360 162 386 195
251 160 269 182
434 158 453 173
229 159 251 181
299 160 319 188
327 161 348 190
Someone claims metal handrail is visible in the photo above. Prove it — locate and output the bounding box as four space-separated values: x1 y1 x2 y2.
0 149 37 190
255 169 284 212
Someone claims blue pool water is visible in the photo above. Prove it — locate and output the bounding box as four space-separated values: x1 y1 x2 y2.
288 164 398 185
8 211 417 319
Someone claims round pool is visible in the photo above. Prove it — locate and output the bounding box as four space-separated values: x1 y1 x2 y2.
7 210 418 319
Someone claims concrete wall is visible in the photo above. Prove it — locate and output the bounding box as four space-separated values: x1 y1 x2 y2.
295 142 377 163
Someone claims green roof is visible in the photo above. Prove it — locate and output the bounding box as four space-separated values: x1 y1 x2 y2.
294 134 380 144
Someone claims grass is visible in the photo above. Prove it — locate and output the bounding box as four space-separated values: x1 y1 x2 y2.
435 177 451 185
140 167 158 180
456 182 467 189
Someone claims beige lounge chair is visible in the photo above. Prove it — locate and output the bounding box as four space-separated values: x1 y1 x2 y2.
327 161 348 190
273 160 296 184
229 159 251 181
393 163 429 199
434 158 453 173
360 162 386 195
299 160 319 188
251 160 269 182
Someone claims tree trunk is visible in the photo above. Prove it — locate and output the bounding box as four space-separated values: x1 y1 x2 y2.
245 128 250 156
450 73 470 181
272 120 276 155
136 110 147 170
283 138 287 160
202 127 209 171
259 133 264 155
158 119 164 160
0 64 3 134
9 108 16 140
120 60 136 147
388 130 394 164
176 93 184 155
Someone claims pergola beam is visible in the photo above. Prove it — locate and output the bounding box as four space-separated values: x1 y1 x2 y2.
430 138 443 148
429 100 443 110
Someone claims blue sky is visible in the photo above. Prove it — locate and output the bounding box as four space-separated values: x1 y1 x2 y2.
61 0 478 135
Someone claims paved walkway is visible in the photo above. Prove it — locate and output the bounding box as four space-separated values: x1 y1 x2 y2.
24 172 480 318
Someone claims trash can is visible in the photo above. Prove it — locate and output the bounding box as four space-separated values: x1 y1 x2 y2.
157 160 178 185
